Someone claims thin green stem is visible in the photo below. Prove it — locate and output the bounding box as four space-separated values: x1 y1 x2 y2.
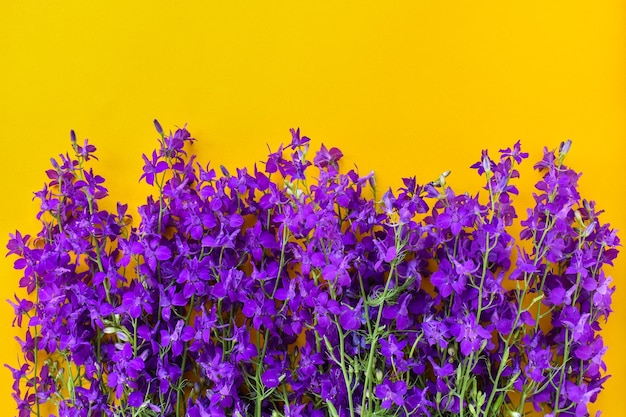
175 295 195 417
361 251 400 415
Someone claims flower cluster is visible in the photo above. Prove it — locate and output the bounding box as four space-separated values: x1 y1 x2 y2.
6 123 618 417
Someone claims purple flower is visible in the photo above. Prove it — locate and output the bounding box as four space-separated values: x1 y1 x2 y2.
499 141 529 164
6 231 30 257
261 368 282 389
380 334 407 362
338 298 363 330
107 343 136 398
565 381 599 416
142 238 172 271
74 136 99 162
375 379 407 409
160 319 195 356
422 315 450 349
139 150 169 185
431 259 467 298
119 281 154 318
7 294 33 327
289 127 310 148
230 323 257 362
313 144 343 171
6 127 617 417
450 315 493 356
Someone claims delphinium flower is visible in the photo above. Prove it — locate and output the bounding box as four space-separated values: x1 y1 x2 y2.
6 124 617 417
5 131 136 416
502 141 618 417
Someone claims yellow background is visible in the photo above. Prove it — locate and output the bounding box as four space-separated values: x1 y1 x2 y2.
1 1 624 415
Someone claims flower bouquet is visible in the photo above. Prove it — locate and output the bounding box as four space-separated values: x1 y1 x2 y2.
6 122 618 416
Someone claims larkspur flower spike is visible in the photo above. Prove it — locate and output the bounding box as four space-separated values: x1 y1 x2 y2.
5 125 616 417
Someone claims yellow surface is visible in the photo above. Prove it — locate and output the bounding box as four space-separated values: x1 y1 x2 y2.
0 1 624 415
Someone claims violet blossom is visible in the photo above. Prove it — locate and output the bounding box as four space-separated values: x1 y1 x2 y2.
5 124 618 417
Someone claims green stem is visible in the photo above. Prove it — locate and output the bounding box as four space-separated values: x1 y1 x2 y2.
361 260 398 415
33 279 41 417
330 299 356 417
176 295 195 417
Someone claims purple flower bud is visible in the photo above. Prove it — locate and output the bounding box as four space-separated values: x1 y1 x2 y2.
153 119 163 135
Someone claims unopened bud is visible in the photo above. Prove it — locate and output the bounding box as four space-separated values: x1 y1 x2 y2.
153 119 163 136
482 155 492 173
574 209 583 226
115 331 129 342
368 171 376 189
559 139 572 157
438 170 451 187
